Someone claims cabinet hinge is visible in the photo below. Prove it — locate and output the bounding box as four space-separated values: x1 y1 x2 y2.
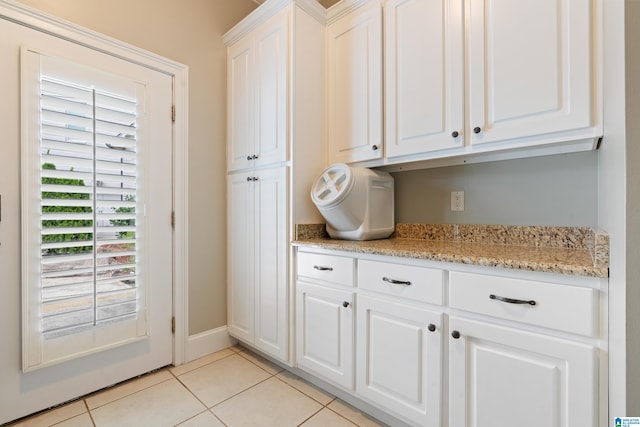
171 316 176 334
171 105 176 123
171 211 175 229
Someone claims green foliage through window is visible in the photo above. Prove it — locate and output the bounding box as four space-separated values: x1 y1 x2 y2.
41 162 93 255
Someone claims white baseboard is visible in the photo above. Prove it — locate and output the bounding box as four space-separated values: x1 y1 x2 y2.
184 326 237 363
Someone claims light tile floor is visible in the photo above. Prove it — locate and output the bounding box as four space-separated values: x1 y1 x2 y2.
6 346 387 427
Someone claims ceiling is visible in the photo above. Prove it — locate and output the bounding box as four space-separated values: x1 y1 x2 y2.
252 0 340 7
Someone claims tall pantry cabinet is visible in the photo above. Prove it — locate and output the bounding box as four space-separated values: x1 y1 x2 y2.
223 0 326 363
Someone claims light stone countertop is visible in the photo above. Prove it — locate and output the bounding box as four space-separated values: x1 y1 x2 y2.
293 224 609 278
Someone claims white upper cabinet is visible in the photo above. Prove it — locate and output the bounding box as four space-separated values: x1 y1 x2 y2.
384 0 464 158
467 0 596 147
228 37 255 172
227 9 289 172
329 0 600 167
327 1 383 164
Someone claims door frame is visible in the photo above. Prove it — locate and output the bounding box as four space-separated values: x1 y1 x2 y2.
1 0 189 365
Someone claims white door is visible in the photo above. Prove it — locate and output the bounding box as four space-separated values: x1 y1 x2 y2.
0 18 173 423
227 172 255 343
296 281 354 389
253 9 289 168
327 2 383 164
356 294 443 426
449 317 597 427
467 0 593 145
227 36 255 172
253 167 288 360
384 0 464 158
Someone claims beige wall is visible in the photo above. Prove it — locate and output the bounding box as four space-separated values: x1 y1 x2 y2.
14 0 258 334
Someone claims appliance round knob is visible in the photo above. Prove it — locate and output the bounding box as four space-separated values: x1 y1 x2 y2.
451 330 461 339
451 131 459 138
428 324 436 332
473 127 482 134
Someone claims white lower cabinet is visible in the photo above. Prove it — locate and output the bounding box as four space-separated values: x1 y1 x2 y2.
294 249 604 427
448 316 597 427
356 294 443 426
228 167 288 360
296 281 354 390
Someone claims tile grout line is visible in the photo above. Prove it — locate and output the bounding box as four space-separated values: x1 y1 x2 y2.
82 399 97 427
85 370 175 412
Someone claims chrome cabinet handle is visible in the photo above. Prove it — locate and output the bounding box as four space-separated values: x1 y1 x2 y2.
382 277 412 286
489 294 536 306
313 265 333 271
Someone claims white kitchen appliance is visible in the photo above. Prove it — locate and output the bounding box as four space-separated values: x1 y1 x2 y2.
310 163 394 240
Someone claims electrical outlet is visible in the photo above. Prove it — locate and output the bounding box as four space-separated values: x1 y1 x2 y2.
451 191 464 211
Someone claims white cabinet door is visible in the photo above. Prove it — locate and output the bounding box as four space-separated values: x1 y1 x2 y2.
253 167 288 360
227 172 255 343
228 167 288 360
467 0 594 146
296 281 354 390
327 2 383 164
227 37 254 172
227 9 289 172
385 0 464 158
253 10 289 168
449 316 597 427
356 294 443 426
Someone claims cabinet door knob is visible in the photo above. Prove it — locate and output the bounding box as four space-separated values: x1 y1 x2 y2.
247 155 253 161
428 324 436 332
372 145 379 151
473 126 482 134
342 301 350 308
451 330 461 339
246 176 252 182
252 177 259 181
253 154 259 159
451 131 459 138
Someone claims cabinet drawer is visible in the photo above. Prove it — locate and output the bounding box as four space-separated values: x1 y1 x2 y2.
358 260 444 305
449 272 597 336
297 251 355 287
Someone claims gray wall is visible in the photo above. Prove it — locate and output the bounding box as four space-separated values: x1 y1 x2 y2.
392 151 598 226
625 0 640 413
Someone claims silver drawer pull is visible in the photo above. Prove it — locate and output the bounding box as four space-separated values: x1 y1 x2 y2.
382 277 412 286
489 294 536 306
313 265 333 271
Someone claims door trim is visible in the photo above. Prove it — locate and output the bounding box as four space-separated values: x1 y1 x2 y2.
0 0 188 365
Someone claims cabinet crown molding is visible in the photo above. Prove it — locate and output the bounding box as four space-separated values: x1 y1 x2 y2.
326 0 379 25
223 0 326 46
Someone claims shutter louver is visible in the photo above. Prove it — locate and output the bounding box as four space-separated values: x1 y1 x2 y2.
40 76 139 340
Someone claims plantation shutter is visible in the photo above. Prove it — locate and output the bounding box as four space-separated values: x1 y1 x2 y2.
22 50 149 370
